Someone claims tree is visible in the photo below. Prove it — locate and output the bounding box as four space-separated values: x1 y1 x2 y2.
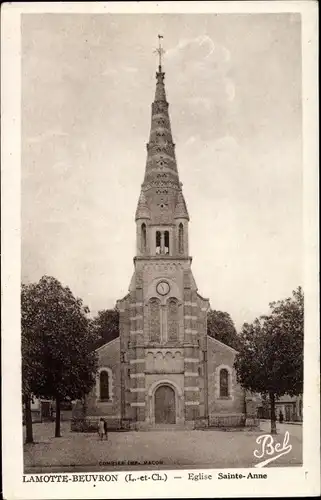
92 308 119 349
234 286 304 434
21 276 99 438
22 283 47 443
207 310 241 350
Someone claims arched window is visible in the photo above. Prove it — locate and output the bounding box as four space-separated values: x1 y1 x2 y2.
149 298 161 342
178 223 184 253
219 369 229 398
141 223 147 252
164 231 170 254
167 298 178 341
100 371 110 401
156 231 161 254
155 230 170 254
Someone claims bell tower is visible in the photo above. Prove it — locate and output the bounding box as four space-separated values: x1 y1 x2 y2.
117 37 210 429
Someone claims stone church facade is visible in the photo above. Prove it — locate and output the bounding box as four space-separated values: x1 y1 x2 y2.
72 61 248 430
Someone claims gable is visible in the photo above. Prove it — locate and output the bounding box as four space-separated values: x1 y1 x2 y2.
207 335 239 354
95 336 120 355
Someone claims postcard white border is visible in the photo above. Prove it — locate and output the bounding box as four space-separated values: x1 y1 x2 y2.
1 1 319 499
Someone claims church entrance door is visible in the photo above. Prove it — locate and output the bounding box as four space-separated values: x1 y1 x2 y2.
154 385 176 424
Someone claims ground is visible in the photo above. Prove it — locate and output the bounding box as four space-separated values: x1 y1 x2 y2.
24 421 302 473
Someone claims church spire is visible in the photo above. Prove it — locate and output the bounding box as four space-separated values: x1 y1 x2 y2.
135 37 189 228
143 35 179 188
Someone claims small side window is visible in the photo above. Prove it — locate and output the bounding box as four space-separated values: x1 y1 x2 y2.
100 371 110 401
219 369 229 398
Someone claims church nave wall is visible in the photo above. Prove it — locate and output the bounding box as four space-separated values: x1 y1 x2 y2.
207 337 245 419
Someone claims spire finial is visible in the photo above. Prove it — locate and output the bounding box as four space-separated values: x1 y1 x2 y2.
155 34 165 71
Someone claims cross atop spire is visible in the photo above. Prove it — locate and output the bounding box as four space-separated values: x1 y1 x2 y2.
155 34 165 71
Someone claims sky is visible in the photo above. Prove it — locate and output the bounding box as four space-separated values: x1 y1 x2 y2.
21 13 302 329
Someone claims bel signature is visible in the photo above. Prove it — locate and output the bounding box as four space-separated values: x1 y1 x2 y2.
253 431 292 467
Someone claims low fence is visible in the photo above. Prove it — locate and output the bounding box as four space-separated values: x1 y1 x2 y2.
71 417 122 432
258 408 303 422
208 413 246 428
71 414 256 432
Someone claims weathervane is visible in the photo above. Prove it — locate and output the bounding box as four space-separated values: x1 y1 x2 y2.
154 34 165 70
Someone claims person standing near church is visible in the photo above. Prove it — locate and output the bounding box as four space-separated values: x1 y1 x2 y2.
98 418 104 440
103 419 108 440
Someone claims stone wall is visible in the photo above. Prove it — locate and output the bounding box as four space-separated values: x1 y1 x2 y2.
207 336 245 425
72 337 121 431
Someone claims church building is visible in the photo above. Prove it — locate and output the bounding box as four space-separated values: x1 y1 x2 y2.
72 51 248 431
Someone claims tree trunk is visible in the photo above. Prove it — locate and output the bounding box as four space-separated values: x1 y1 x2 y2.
269 392 277 435
82 397 87 419
55 396 61 437
24 395 34 443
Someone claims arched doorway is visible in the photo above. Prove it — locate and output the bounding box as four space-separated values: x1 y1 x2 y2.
154 385 176 424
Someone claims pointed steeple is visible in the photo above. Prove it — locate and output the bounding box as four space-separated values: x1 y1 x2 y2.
135 190 150 220
174 189 189 220
142 37 179 189
135 37 189 228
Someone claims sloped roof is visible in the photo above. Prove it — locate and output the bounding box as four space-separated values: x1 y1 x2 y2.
174 190 189 220
207 335 239 354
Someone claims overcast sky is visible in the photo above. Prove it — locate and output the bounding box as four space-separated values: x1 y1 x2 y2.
21 13 302 329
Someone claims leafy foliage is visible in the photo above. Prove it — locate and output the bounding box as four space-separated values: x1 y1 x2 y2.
207 310 241 350
234 286 304 396
91 308 119 349
21 276 99 436
234 287 304 432
21 283 45 400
